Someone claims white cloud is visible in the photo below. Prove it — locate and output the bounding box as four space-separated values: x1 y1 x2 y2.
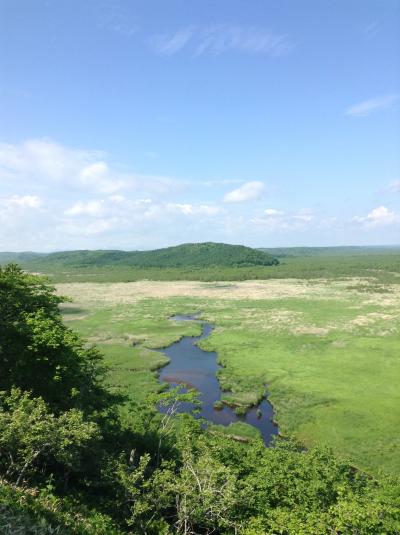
83 218 117 235
59 198 222 243
151 25 293 57
293 215 312 222
0 139 183 198
62 217 119 236
109 194 126 203
138 201 221 221
354 206 400 227
65 200 104 217
0 194 47 246
346 94 399 117
165 203 220 216
7 195 42 209
251 209 314 230
264 208 284 216
0 195 42 227
80 161 125 193
223 181 265 203
0 139 97 184
3 137 398 250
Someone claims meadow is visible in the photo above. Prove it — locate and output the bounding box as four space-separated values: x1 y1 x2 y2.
58 271 400 478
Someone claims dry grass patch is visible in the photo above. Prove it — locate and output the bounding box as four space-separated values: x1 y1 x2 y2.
292 326 331 336
56 279 337 304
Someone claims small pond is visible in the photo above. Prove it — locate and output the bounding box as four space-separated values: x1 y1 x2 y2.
158 314 278 445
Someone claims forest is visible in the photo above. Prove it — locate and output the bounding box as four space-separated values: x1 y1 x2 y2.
0 243 279 269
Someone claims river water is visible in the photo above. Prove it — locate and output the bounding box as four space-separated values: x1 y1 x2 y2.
158 315 278 445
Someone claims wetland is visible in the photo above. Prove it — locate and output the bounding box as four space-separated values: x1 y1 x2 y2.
58 275 400 476
159 314 278 444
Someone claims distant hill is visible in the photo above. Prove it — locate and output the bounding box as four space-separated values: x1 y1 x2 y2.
2 243 279 269
0 252 46 263
259 245 400 258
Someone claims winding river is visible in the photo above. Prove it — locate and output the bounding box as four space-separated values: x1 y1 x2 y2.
158 314 278 445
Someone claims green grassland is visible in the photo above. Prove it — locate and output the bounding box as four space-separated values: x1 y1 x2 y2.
58 273 400 478
61 299 202 402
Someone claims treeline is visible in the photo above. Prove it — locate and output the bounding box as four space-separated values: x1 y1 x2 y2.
0 264 399 534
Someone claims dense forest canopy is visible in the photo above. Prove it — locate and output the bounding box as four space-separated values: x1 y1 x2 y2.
0 264 399 534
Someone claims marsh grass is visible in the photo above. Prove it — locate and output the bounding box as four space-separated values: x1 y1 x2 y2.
58 276 400 476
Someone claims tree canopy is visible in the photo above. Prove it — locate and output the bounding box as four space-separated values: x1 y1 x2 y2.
0 242 279 269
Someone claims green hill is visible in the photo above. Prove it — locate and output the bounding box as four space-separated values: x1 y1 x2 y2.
15 242 278 269
0 252 46 263
121 242 278 267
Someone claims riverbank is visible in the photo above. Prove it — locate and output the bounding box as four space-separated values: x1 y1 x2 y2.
158 315 278 444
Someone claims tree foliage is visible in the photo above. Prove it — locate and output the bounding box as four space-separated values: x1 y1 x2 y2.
0 388 100 486
0 264 113 414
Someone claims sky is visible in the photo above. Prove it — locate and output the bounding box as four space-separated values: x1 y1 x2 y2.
0 0 399 251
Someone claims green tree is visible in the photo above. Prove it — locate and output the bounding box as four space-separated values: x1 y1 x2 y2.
0 264 113 414
0 388 100 487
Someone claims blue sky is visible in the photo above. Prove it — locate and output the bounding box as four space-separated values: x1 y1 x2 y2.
0 0 399 250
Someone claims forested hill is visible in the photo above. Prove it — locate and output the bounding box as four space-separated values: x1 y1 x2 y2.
0 242 279 268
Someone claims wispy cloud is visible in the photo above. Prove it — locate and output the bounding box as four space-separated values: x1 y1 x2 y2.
195 24 293 57
97 4 138 37
346 94 399 117
151 27 195 55
223 181 265 203
362 21 381 39
388 179 400 193
251 208 314 230
150 25 293 57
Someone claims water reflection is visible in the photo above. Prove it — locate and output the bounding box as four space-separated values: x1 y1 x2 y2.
158 315 278 445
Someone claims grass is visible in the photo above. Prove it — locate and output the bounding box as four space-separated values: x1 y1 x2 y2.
61 299 203 402
58 274 400 477
208 421 262 441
